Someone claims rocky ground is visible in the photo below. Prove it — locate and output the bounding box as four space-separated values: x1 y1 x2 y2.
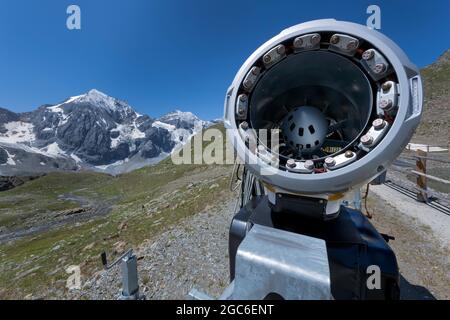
66 186 449 300
69 196 236 300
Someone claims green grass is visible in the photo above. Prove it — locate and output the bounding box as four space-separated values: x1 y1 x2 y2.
0 171 111 229
0 124 235 299
414 51 450 143
0 172 231 298
421 58 450 100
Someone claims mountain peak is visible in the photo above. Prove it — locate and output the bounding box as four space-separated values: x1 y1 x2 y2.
78 89 136 114
158 110 201 123
86 88 109 98
51 89 133 114
163 109 197 118
79 89 116 106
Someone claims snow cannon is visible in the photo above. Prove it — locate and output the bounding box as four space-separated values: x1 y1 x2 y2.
224 19 423 219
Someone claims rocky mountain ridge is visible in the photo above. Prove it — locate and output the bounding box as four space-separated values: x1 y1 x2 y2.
0 89 211 175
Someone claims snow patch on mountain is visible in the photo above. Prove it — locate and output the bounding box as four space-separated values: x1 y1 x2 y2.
0 141 51 158
95 158 129 170
0 121 36 143
0 149 16 166
151 120 191 144
156 110 210 145
110 122 145 149
42 142 66 158
70 153 82 163
160 110 198 121
48 94 82 112
152 121 176 131
0 90 213 175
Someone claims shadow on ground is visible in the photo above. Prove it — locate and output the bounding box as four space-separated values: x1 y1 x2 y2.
400 275 436 300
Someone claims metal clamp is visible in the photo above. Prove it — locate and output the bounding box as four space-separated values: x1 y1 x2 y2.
190 225 333 300
101 249 145 300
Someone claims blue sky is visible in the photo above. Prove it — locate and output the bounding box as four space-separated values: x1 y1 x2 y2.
0 0 449 120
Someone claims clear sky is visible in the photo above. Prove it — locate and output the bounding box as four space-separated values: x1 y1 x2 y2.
0 0 449 120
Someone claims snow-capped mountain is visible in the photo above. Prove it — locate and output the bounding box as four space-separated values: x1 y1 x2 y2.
0 89 211 175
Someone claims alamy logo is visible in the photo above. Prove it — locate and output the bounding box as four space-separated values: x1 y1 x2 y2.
366 265 381 290
66 265 81 290
366 5 381 30
66 5 81 30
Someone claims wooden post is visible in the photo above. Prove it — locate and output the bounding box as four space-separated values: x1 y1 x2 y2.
416 149 428 202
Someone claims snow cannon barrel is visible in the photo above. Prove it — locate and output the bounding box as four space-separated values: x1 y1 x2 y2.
223 19 422 217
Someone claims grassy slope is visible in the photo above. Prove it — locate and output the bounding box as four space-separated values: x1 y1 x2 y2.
413 50 450 145
0 172 110 229
0 124 234 299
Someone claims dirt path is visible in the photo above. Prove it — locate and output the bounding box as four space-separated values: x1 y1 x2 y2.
370 184 450 248
366 188 450 299
0 194 112 243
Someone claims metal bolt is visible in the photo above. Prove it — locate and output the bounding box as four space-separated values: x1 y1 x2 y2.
293 37 303 47
251 67 260 76
286 159 296 169
330 35 339 44
347 40 358 50
379 99 393 110
372 118 385 130
240 121 249 130
361 134 373 146
373 63 386 74
325 157 336 167
263 54 272 63
345 150 354 158
310 34 321 45
243 79 253 89
239 94 247 102
362 49 374 60
276 45 285 55
381 81 392 92
304 159 315 170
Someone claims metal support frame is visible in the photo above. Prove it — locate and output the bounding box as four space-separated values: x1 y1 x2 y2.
190 224 333 300
101 249 144 300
